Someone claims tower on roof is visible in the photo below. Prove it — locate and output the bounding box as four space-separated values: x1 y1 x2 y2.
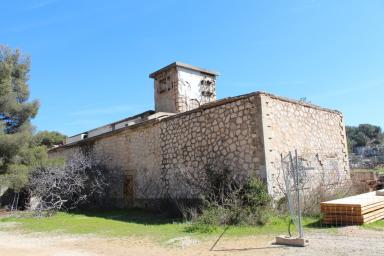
149 62 219 113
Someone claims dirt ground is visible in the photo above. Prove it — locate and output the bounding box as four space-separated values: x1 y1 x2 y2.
1 223 384 256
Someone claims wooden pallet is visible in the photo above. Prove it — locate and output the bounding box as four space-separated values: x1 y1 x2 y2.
320 191 384 225
321 201 384 216
323 213 384 225
323 207 384 224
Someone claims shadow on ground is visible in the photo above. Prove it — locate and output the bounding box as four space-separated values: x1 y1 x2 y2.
305 218 358 230
69 208 181 225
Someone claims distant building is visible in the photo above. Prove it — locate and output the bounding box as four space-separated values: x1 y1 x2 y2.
49 62 350 208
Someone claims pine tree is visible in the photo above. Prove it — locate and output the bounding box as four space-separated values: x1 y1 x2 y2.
0 45 41 192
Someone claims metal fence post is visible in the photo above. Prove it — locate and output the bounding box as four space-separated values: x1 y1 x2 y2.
295 149 304 238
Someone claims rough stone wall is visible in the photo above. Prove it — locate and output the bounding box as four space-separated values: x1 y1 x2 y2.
154 67 179 113
159 94 265 199
48 94 265 207
48 91 350 207
49 123 162 208
48 145 78 160
260 93 350 196
154 67 216 113
91 124 162 206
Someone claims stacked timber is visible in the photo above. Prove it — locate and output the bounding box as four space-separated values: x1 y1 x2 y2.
320 190 384 225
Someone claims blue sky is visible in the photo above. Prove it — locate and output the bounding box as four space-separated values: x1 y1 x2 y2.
1 0 383 136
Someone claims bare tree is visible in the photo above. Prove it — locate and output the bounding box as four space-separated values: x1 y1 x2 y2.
28 152 109 214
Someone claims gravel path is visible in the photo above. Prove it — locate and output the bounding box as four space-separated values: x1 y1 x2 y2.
295 226 384 256
1 223 383 256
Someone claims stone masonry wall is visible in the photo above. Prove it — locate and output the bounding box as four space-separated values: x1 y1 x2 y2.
92 124 162 205
154 66 217 113
154 67 179 113
260 93 350 196
49 93 265 207
159 94 265 199
49 123 162 208
49 91 350 207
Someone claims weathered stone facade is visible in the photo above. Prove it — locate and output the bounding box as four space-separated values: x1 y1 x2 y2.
49 63 349 208
150 62 218 113
159 94 265 199
49 93 266 207
260 94 349 196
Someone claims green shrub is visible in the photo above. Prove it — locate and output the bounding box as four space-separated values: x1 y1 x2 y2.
190 175 272 227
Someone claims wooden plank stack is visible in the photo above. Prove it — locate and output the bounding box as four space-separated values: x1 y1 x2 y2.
320 190 384 225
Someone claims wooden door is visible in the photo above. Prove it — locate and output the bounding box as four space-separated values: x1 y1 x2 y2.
123 175 134 207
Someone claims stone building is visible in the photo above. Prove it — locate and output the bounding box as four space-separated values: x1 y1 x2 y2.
49 62 350 208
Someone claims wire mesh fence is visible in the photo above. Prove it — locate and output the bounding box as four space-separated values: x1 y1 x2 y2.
280 150 384 243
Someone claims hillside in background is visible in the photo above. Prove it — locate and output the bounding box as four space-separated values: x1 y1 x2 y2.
347 124 384 169
346 124 383 152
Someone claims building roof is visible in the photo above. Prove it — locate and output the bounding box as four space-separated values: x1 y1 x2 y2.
149 62 220 78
